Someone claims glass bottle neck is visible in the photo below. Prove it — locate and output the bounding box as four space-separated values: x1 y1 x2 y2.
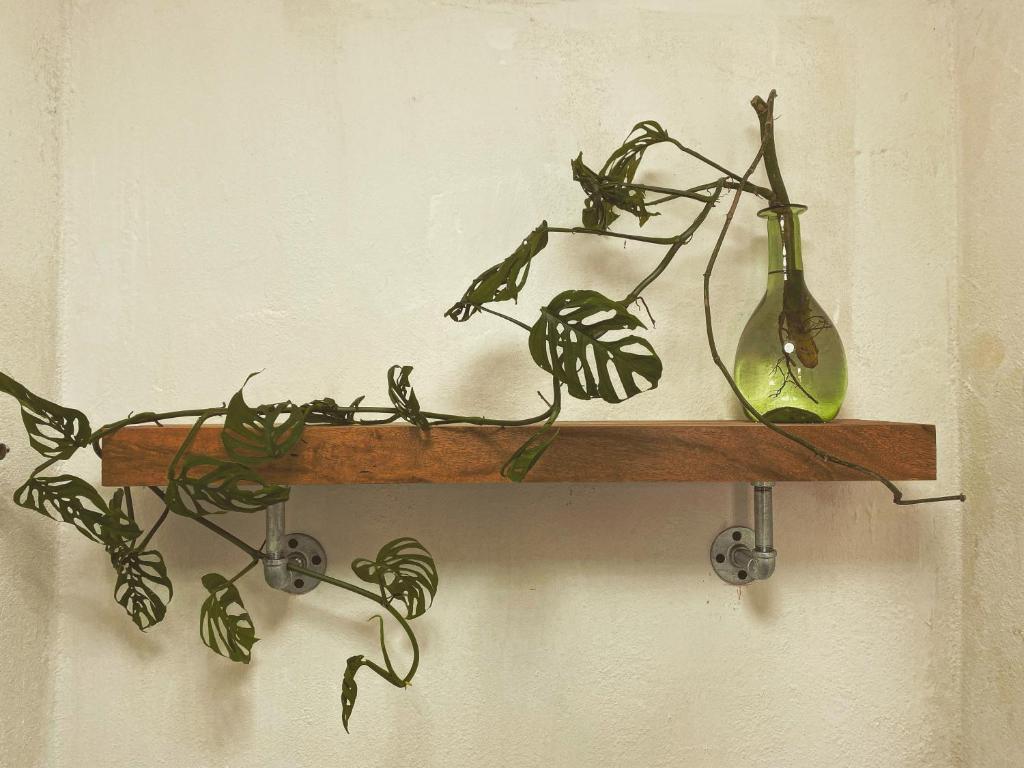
764 208 804 279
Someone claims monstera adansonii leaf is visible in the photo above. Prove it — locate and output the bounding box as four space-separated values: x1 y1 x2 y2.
199 573 257 663
165 455 290 517
501 421 560 483
446 221 549 322
529 290 662 403
221 374 308 466
108 545 173 631
14 476 141 546
572 120 671 230
0 371 91 459
352 537 438 620
341 654 365 732
387 365 430 430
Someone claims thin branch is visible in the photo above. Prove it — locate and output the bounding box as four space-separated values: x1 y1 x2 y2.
90 391 558 441
751 91 789 206
167 410 221 477
666 136 773 199
146 486 266 560
123 486 136 524
477 305 532 332
288 562 420 685
622 179 724 305
91 408 224 455
615 180 716 203
135 502 170 551
547 226 681 245
30 457 59 477
701 99 964 506
287 563 383 604
228 556 260 585
191 515 267 560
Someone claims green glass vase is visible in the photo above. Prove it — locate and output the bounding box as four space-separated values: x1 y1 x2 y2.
733 205 847 423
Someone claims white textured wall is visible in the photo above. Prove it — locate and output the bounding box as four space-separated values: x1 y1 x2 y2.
1 1 982 766
0 1 63 764
957 1 1024 764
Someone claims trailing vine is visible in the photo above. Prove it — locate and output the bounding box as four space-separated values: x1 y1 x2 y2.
0 90 964 732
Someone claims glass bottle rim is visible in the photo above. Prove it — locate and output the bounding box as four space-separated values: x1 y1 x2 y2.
757 204 808 219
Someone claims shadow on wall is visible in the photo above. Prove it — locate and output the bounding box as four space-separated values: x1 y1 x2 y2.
56 476 935 641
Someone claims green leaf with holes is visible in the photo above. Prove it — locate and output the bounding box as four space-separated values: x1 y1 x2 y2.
108 545 172 631
446 221 548 321
341 654 364 732
352 537 438 620
572 120 670 229
529 289 662 403
387 365 429 430
501 422 560 482
199 573 257 663
0 371 91 460
222 374 308 466
166 455 290 517
14 475 141 546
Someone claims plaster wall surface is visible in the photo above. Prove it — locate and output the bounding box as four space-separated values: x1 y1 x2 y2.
0 1 982 766
957 1 1024 764
0 1 64 764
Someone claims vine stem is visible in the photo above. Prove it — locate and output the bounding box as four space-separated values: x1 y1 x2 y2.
665 136 774 199
228 556 260 585
647 179 769 205
135 502 170 550
477 305 532 331
288 563 420 685
146 486 266 560
145 479 421 684
702 98 964 506
547 226 682 245
92 398 559 444
622 179 724 306
612 181 716 203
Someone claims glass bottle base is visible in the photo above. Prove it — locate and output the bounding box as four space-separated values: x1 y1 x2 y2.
749 406 826 424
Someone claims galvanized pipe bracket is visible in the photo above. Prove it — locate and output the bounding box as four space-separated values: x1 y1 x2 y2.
264 502 327 595
710 481 778 585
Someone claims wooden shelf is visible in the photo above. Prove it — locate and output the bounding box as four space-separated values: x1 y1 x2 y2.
100 420 936 486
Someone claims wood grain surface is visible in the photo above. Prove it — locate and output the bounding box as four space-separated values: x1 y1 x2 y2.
100 420 937 486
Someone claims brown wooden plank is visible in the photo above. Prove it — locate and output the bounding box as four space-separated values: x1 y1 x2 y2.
100 420 936 487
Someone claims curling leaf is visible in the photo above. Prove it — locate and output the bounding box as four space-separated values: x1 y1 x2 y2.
199 573 257 663
108 545 172 631
341 655 364 732
601 120 671 179
572 120 671 230
387 365 429 430
14 475 141 546
222 374 307 465
446 221 548 322
0 371 90 459
166 455 290 517
529 289 662 403
305 395 365 425
352 537 438 619
501 423 560 482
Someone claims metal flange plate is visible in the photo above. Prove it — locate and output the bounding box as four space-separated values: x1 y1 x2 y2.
280 532 327 595
710 526 755 586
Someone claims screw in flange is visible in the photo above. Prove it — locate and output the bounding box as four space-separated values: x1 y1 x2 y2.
280 533 327 595
0 444 8 461
710 526 756 585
